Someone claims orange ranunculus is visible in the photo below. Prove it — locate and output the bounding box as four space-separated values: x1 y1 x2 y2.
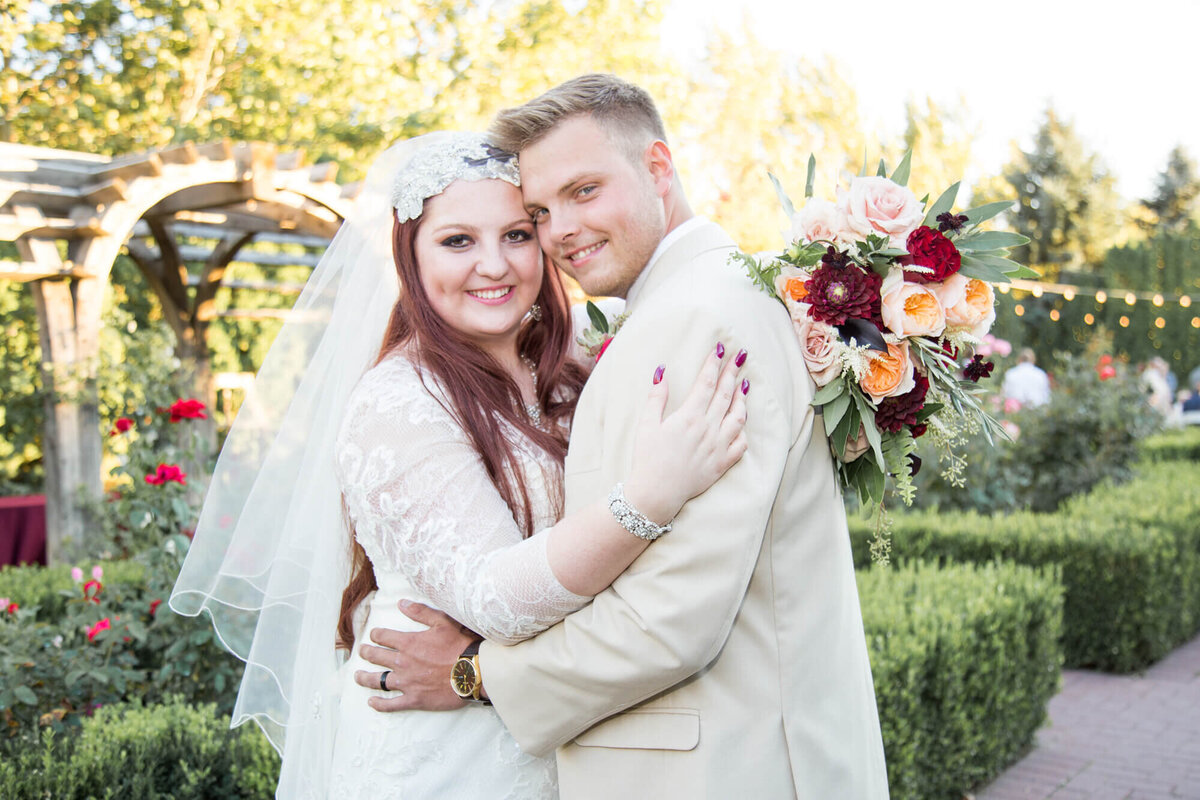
861 341 915 403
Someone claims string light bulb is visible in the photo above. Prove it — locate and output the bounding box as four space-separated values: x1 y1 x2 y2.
1096 290 1108 304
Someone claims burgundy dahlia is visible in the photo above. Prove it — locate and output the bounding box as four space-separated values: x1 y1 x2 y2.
903 226 961 284
821 246 853 269
874 373 930 433
804 264 883 327
963 355 995 382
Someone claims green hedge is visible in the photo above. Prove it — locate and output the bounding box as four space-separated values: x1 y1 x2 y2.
1140 426 1200 462
0 697 279 799
852 460 1200 672
861 560 1063 800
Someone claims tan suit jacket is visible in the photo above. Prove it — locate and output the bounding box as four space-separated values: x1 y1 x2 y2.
480 222 889 799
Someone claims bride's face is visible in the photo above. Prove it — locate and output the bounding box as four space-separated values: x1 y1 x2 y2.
415 179 542 357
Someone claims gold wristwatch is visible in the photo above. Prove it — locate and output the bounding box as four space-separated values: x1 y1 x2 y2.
450 640 490 704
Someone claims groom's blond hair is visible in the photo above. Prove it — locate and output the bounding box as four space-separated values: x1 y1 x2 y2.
489 73 668 165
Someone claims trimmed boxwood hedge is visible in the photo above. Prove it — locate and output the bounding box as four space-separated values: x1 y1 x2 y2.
1140 426 1200 462
0 697 279 799
860 560 1063 800
851 460 1200 672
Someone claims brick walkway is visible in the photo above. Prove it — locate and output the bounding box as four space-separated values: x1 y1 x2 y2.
976 634 1200 799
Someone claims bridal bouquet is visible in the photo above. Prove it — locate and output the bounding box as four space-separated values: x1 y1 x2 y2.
734 154 1035 534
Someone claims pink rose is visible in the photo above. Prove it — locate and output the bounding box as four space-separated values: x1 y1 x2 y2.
790 199 856 247
841 176 925 247
71 567 84 582
92 565 103 581
880 269 946 338
794 317 843 386
1003 397 1022 414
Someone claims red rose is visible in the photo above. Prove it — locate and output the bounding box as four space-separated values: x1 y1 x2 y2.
82 579 103 603
903 226 962 284
167 399 207 423
1098 366 1116 381
145 463 187 485
86 617 112 642
5 601 17 614
149 599 163 616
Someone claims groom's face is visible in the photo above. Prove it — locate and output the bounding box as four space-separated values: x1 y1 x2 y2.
519 115 667 298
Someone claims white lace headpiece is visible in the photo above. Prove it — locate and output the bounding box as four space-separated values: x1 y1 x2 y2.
390 132 521 222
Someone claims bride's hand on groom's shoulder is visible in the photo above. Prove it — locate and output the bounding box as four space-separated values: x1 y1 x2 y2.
355 600 475 712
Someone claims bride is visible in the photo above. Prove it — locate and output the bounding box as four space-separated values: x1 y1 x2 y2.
170 132 749 798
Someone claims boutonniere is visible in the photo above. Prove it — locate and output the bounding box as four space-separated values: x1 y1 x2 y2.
576 301 629 362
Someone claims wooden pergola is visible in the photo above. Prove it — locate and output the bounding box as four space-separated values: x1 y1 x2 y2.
0 141 359 561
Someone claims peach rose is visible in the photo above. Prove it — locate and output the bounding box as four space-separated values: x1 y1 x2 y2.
880 268 946 338
861 340 916 403
841 176 924 247
790 198 856 247
938 274 996 338
794 317 842 386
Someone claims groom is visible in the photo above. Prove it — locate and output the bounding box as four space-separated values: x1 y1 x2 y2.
358 74 889 798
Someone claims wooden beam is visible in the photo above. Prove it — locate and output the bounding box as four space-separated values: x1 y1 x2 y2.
78 177 128 206
159 142 199 165
176 243 323 267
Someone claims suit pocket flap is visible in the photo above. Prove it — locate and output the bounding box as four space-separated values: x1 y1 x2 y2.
573 709 700 751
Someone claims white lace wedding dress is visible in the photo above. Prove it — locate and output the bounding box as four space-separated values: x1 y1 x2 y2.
326 350 589 799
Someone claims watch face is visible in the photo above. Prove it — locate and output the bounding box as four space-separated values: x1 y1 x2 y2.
451 658 477 698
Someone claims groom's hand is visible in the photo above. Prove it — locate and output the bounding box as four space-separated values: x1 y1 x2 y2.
354 600 474 712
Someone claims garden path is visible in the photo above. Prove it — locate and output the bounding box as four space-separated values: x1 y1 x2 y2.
975 632 1200 799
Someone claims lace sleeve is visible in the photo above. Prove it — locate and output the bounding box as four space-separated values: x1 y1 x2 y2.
334 357 588 645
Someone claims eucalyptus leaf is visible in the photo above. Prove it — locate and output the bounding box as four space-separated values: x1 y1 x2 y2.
853 392 885 466
822 391 853 436
890 150 912 186
831 401 858 459
860 148 870 176
585 301 609 334
876 158 888 177
1006 263 1041 279
922 182 961 227
768 171 796 219
805 154 816 198
958 256 1010 283
956 231 1030 251
812 379 847 405
962 200 1013 226
875 247 909 258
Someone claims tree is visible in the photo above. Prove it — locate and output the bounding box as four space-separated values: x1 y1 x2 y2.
673 25 870 252
973 108 1121 278
1140 145 1200 233
900 97 976 208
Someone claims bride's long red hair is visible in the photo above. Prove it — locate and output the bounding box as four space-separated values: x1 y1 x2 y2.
336 206 588 649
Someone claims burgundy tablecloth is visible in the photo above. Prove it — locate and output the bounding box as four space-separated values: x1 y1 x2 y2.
0 494 47 567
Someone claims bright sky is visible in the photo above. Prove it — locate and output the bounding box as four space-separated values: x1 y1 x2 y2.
661 0 1200 202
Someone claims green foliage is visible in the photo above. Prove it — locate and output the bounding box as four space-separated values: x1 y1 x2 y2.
0 539 243 755
860 561 1063 799
914 346 1159 513
1140 426 1200 462
0 697 279 799
0 280 44 492
852 459 1200 672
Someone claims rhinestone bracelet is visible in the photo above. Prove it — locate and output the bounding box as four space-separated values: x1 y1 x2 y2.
608 483 673 541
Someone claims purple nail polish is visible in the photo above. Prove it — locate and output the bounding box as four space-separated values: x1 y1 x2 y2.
653 365 665 384
735 349 747 367
716 342 725 359
741 379 750 395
